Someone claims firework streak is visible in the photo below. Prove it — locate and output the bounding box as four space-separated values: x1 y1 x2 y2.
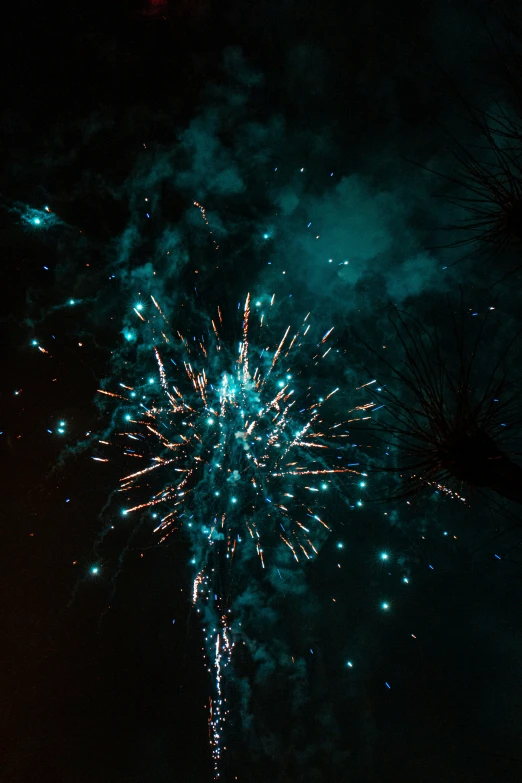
95 293 370 776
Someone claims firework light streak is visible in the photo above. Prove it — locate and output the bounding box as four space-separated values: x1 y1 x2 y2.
95 293 370 776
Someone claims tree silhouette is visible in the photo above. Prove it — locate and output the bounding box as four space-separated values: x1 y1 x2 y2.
362 303 522 504
429 105 522 273
429 4 522 273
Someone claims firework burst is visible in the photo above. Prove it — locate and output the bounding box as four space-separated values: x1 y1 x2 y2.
94 292 368 776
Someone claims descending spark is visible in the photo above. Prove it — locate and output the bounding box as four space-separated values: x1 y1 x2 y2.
194 200 220 250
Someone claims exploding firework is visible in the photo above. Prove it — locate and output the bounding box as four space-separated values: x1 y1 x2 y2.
94 292 368 776
360 302 522 506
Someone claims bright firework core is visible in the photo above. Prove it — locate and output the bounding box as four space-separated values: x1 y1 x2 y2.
100 293 367 568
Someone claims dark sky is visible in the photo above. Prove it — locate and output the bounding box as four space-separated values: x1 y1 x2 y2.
2 1 522 781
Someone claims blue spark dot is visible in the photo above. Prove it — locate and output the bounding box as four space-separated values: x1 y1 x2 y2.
214 491 220 496
336 542 344 549
69 299 75 306
380 552 389 560
263 233 270 240
403 577 409 584
443 531 448 536
231 497 237 504
125 333 133 341
357 500 363 507
130 392 136 398
90 566 99 575
122 510 128 515
346 661 353 668
125 414 132 421
136 303 143 311
278 380 285 387
148 378 154 384
190 558 196 565
33 218 41 225
207 417 214 425
381 602 389 610
57 428 65 434
359 481 366 487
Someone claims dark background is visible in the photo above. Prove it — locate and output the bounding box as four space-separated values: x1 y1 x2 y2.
2 1 522 781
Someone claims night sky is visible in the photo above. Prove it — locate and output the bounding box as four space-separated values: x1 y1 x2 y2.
2 1 522 781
